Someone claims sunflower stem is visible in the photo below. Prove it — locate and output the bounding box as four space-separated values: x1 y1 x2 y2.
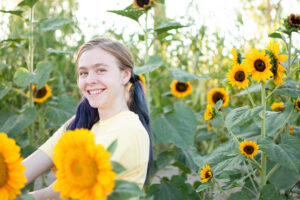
266 84 280 99
260 82 267 188
212 178 228 198
249 157 262 171
144 10 151 113
246 87 256 107
287 33 292 75
245 161 259 195
266 163 280 181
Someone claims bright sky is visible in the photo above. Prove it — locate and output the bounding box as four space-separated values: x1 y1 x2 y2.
1 0 300 50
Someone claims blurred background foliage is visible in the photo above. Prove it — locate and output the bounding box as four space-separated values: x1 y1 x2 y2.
0 0 300 199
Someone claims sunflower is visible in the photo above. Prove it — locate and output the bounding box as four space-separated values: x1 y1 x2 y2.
138 74 146 85
200 164 213 183
244 49 273 82
296 97 300 112
231 48 243 67
207 88 229 107
289 125 293 134
288 13 300 28
227 65 249 89
26 84 52 103
239 140 259 158
53 129 117 200
267 41 288 85
271 101 284 111
133 0 155 10
204 104 214 121
0 133 27 200
170 80 193 98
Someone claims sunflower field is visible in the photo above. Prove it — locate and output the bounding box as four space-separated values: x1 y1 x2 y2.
0 0 300 199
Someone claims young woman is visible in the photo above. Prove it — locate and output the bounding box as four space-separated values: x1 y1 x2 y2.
22 38 153 199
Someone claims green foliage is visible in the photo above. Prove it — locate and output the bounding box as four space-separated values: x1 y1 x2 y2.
108 180 145 200
134 55 164 74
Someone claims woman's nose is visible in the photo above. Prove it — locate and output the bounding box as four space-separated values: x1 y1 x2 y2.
86 72 98 84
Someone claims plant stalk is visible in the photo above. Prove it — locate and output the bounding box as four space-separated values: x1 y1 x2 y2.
246 87 256 107
266 164 280 181
144 11 151 113
260 82 267 188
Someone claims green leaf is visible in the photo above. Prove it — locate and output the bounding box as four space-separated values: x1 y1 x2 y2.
0 62 7 71
154 22 189 35
108 180 144 200
259 184 285 200
196 181 212 192
148 180 186 200
0 107 37 137
268 32 283 39
0 83 12 99
33 61 53 89
107 5 144 22
134 55 164 74
225 105 263 130
228 190 253 200
260 134 300 173
111 161 126 174
0 9 24 17
45 96 76 126
47 48 73 56
215 99 223 110
38 18 73 32
17 194 35 200
17 0 39 8
175 146 204 171
169 68 210 82
234 83 261 96
274 78 300 97
152 103 197 149
13 67 35 87
107 139 118 154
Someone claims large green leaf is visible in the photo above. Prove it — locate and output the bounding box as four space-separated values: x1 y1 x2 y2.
107 5 144 22
38 18 73 32
0 62 7 71
13 67 35 87
169 68 209 82
45 96 76 126
33 61 53 89
17 0 39 8
151 103 197 149
111 161 126 174
47 48 73 56
0 9 24 17
0 83 12 99
108 180 144 200
274 78 300 97
228 190 253 200
0 107 37 137
175 146 203 171
225 105 263 130
134 55 164 74
17 194 35 200
148 180 186 200
260 134 300 173
259 184 285 200
154 22 189 35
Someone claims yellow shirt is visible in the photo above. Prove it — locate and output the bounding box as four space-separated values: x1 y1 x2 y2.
39 111 150 188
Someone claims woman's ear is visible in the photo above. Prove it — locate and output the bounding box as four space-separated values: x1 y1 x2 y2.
122 69 132 85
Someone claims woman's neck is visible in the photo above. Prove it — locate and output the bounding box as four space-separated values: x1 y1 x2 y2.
98 101 129 121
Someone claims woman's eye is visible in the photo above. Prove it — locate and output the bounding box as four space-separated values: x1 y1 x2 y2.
97 68 106 73
79 71 88 76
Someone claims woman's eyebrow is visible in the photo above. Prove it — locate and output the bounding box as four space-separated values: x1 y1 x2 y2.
78 63 109 70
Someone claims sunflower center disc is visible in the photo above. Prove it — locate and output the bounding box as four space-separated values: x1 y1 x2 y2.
175 82 188 92
0 154 8 187
212 92 224 104
297 101 300 109
137 0 150 7
205 171 211 178
234 71 245 82
34 86 47 99
244 146 254 155
67 151 98 188
254 59 266 72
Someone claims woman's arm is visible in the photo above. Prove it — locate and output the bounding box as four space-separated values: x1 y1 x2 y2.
29 181 60 200
22 149 53 185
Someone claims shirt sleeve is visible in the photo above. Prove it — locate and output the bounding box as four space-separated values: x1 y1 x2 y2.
39 116 75 158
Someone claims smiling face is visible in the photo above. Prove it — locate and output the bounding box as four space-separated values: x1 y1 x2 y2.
77 47 131 111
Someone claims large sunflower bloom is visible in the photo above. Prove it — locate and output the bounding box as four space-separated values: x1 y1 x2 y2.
231 48 242 67
0 133 27 200
244 49 273 82
227 65 249 89
53 129 117 200
170 80 193 98
207 88 229 107
138 74 146 85
296 97 300 112
239 140 259 158
133 0 155 10
200 164 213 183
26 84 52 103
204 104 214 121
267 41 288 85
271 101 284 111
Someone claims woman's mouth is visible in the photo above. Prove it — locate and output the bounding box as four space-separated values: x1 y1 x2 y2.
87 89 105 95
